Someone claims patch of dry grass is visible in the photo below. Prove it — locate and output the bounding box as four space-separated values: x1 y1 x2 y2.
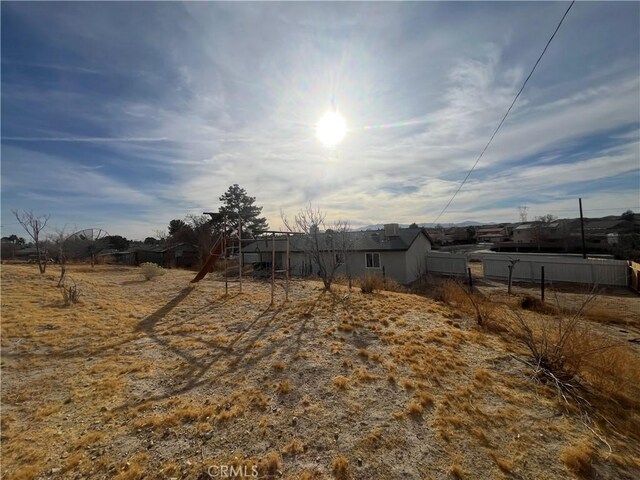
2 264 639 480
333 376 349 390
561 440 594 478
276 379 292 394
448 463 465 478
282 437 304 456
331 455 349 479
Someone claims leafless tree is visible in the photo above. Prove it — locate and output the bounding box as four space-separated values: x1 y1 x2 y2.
12 209 50 273
336 222 356 289
531 214 558 252
507 258 520 294
48 227 69 287
153 229 169 244
281 204 352 291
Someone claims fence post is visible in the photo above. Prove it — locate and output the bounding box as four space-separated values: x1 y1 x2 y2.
541 266 545 302
468 267 473 292
382 265 386 284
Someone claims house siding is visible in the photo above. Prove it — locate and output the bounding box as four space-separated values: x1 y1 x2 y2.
405 233 432 282
242 231 432 284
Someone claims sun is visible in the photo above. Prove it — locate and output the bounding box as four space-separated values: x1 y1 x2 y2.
316 111 347 147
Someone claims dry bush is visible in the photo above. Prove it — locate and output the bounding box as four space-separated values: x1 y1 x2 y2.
429 279 499 326
359 273 385 294
282 437 304 456
60 278 81 305
139 262 166 280
561 440 594 478
448 463 465 478
520 294 551 313
331 456 349 479
508 294 639 408
333 376 349 390
382 278 407 293
259 451 281 477
407 401 423 415
276 379 291 394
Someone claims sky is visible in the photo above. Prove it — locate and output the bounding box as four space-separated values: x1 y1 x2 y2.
1 1 639 240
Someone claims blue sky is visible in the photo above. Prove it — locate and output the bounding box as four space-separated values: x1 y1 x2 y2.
2 1 638 239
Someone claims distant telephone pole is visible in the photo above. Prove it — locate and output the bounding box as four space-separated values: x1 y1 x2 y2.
579 198 586 259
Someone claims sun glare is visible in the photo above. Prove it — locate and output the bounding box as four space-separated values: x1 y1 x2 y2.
316 111 347 147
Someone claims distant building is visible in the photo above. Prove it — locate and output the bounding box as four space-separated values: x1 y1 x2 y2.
476 225 512 243
100 243 199 268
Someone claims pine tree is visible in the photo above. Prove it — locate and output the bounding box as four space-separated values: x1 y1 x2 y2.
215 184 268 237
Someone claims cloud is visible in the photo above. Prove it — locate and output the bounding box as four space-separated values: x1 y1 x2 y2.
2 136 170 142
1 2 638 238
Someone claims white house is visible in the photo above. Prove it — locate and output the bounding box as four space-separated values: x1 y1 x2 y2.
243 224 432 284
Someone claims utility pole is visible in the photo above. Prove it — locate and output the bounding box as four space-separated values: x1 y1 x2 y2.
579 198 586 259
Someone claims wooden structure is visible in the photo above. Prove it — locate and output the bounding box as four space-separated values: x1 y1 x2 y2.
190 213 301 305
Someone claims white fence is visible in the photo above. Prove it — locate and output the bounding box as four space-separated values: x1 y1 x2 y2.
482 253 629 287
425 252 468 276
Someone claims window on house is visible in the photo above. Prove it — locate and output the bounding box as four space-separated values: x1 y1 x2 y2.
365 252 380 268
335 252 345 264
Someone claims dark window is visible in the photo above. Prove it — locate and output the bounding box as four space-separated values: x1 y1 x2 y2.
365 252 380 268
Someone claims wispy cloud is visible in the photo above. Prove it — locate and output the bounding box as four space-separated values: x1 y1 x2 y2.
1 1 638 238
2 136 170 143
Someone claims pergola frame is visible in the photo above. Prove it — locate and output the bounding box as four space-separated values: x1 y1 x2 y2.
203 211 303 305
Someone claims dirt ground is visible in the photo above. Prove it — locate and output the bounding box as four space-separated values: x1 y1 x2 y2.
1 264 639 479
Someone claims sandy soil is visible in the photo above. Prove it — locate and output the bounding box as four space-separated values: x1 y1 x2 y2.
1 264 639 479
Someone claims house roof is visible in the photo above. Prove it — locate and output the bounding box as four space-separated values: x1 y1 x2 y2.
584 219 629 230
136 242 197 253
243 228 430 254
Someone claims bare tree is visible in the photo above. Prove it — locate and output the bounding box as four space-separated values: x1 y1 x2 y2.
336 222 355 289
531 214 558 252
281 204 352 291
12 209 50 273
507 258 520 294
48 227 69 287
153 229 169 244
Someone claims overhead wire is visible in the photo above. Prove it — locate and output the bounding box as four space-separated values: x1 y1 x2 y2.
431 0 576 224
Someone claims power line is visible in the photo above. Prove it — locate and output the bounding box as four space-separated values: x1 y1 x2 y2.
432 0 576 224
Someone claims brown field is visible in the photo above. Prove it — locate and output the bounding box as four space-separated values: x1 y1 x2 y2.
2 264 639 479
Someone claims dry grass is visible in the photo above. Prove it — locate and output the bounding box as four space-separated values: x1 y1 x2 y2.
359 273 385 294
448 463 465 478
2 264 639 480
489 452 513 473
282 437 304 456
259 451 281 477
331 455 349 479
333 376 349 390
407 401 424 416
276 379 292 394
561 441 595 478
